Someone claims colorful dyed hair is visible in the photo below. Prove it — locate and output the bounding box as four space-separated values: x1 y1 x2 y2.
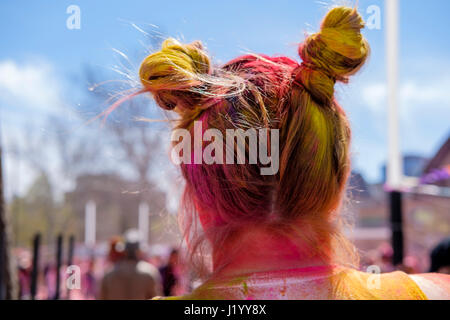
138 6 369 277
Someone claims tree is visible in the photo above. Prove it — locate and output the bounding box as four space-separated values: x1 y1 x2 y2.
8 173 77 247
4 25 176 250
0 142 18 299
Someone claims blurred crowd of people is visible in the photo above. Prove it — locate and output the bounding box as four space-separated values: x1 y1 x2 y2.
98 230 189 300
13 234 450 300
14 230 191 300
361 238 450 275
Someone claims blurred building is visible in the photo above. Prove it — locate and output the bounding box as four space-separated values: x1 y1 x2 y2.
381 155 429 182
421 137 450 187
404 137 450 270
64 174 179 247
351 136 450 272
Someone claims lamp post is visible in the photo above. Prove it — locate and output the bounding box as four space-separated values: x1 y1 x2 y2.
386 0 404 266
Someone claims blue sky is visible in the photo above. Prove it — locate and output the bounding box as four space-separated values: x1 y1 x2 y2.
1 0 450 196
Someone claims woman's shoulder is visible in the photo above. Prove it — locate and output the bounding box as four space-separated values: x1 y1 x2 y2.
152 290 222 300
152 268 450 300
409 273 450 300
152 295 187 300
342 268 450 300
332 267 427 300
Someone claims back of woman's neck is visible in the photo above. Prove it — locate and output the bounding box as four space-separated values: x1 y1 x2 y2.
212 226 332 279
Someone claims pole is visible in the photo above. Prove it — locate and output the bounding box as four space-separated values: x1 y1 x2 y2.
386 0 404 266
54 234 63 300
386 0 403 189
84 201 96 247
0 144 4 299
390 191 404 265
66 235 74 299
0 111 16 299
30 233 41 300
138 202 149 251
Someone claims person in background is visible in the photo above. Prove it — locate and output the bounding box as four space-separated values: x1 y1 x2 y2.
83 257 97 299
107 236 125 266
159 249 180 296
398 256 420 274
17 250 31 299
43 262 56 299
377 242 395 273
99 230 162 300
430 238 450 274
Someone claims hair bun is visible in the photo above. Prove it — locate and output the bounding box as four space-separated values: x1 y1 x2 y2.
139 38 211 112
296 7 369 104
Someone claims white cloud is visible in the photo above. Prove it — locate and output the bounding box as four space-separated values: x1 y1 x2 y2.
0 59 68 200
361 79 450 114
0 59 63 114
355 77 450 182
400 81 450 107
361 83 386 112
